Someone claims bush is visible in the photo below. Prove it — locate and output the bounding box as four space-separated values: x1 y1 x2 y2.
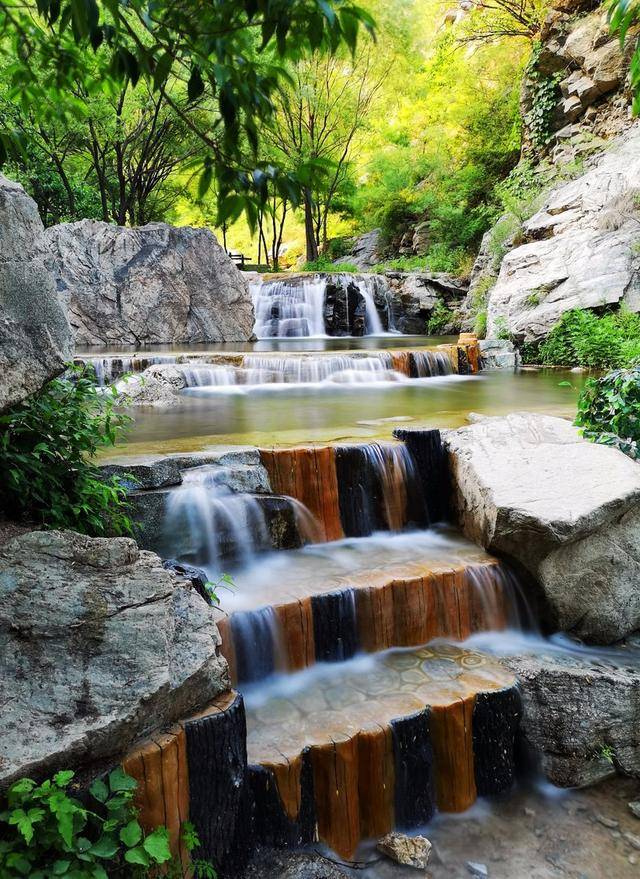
0 366 133 535
302 255 359 273
0 768 214 878
427 299 453 334
0 768 171 878
575 366 640 459
538 308 640 369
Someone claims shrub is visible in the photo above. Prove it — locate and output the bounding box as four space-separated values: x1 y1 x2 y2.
427 299 453 334
0 366 133 535
575 366 640 459
0 768 173 878
302 255 360 273
538 308 640 369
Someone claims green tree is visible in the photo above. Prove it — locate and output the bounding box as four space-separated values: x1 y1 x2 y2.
0 0 375 225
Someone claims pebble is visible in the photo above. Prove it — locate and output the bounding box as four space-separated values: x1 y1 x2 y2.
623 832 640 851
595 814 619 829
524 807 536 818
466 863 488 878
629 802 640 819
630 855 639 866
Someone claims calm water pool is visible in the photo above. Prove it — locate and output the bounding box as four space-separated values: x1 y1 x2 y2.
105 367 587 457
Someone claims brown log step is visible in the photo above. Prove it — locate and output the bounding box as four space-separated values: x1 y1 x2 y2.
245 644 519 859
217 554 520 683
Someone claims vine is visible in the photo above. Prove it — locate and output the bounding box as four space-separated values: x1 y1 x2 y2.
524 42 562 148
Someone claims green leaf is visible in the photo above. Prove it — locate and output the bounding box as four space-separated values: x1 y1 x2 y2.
89 778 109 804
89 834 119 859
124 846 150 866
108 766 137 793
119 819 143 848
52 860 72 875
143 827 172 863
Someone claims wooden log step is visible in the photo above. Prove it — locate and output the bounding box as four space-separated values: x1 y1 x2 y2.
217 552 520 683
245 644 520 859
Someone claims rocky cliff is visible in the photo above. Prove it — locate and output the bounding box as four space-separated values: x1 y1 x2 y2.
46 220 256 346
0 176 73 411
465 0 640 341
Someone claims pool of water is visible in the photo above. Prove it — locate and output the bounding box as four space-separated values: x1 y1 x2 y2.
77 334 455 355
106 367 587 457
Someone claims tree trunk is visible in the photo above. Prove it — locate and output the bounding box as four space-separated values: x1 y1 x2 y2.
304 188 318 263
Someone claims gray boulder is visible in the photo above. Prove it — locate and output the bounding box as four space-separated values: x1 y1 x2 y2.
0 530 228 788
504 647 640 786
486 126 640 342
0 176 72 412
444 413 640 643
46 220 255 345
334 228 382 270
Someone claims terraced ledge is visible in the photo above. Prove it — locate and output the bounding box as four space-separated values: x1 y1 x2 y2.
217 557 521 683
123 646 520 870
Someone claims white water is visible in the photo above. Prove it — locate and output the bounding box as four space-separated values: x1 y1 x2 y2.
250 274 389 338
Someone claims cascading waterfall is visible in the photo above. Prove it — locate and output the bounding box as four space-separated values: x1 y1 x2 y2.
230 607 285 683
250 274 389 339
77 355 177 386
161 465 270 573
411 350 454 377
251 276 327 338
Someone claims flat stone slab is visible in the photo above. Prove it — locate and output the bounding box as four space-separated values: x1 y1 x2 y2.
444 413 640 642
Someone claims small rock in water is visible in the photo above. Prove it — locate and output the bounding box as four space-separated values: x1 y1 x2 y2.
595 813 619 829
623 832 640 851
466 863 488 878
629 801 640 819
377 832 432 870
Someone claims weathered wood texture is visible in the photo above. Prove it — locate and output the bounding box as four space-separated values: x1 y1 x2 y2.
259 446 344 542
393 428 450 523
219 560 511 684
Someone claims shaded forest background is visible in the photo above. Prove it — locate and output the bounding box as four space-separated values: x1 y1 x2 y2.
0 0 539 273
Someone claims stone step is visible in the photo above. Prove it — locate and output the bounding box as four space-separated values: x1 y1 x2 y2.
215 531 525 683
123 646 520 869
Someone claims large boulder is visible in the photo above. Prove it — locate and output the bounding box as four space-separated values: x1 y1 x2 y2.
382 272 468 334
444 413 640 643
486 126 640 341
0 530 228 788
0 176 72 412
46 220 255 345
504 646 640 787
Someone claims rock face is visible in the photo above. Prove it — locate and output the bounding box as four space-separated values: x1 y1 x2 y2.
504 647 640 787
382 272 468 334
0 176 73 412
46 220 255 345
0 530 228 788
486 126 640 341
444 413 640 643
334 228 382 270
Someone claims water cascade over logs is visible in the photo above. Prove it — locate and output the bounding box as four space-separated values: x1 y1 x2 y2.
122 428 525 873
250 273 391 338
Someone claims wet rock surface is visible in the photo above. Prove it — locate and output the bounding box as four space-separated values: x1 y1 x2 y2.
444 413 640 642
0 529 228 788
0 175 73 412
46 220 254 345
503 645 640 787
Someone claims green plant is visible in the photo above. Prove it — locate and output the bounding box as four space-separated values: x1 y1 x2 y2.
427 299 453 334
204 573 237 607
523 43 562 148
575 366 640 459
0 366 133 535
538 308 640 369
494 317 511 341
525 292 540 308
302 255 360 273
474 309 488 338
0 768 172 878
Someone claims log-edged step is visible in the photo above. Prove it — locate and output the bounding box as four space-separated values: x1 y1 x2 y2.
244 644 519 859
216 540 524 683
122 646 519 872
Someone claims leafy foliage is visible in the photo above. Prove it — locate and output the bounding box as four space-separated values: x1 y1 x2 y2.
0 768 172 878
0 366 132 535
0 0 375 226
427 299 453 334
609 0 640 114
535 309 640 369
575 366 640 459
523 43 562 147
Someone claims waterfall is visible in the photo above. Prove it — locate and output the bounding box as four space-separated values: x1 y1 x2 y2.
77 355 178 386
250 274 389 339
411 350 453 377
251 276 327 338
464 563 535 632
162 465 270 572
230 606 285 683
335 442 430 536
